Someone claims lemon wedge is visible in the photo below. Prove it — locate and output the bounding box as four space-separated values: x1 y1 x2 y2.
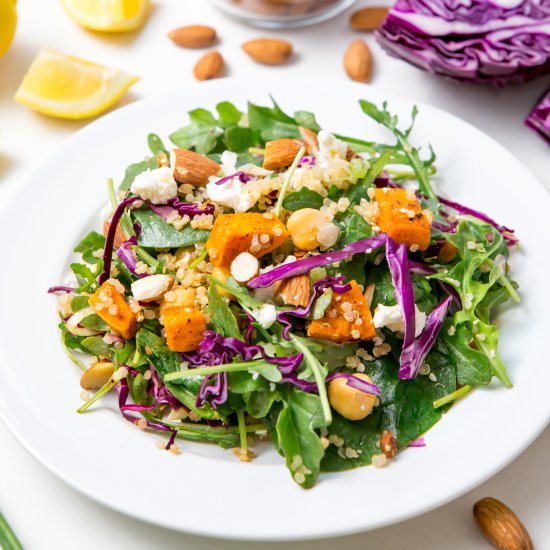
14 49 139 119
0 0 17 57
60 0 150 32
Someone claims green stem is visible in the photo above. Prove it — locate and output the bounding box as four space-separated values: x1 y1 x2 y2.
0 511 23 550
107 178 118 210
237 410 247 450
164 359 271 382
107 178 133 238
77 379 116 413
274 145 306 218
484 259 520 303
149 417 265 435
248 147 265 156
61 332 87 372
290 334 332 424
362 150 393 187
475 336 513 388
189 247 207 270
134 246 159 268
433 385 472 409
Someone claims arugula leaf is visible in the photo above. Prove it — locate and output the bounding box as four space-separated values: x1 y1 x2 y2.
293 110 321 132
169 118 223 154
147 133 168 157
224 127 258 152
207 282 241 338
247 101 302 142
119 158 159 192
81 335 112 358
282 188 324 211
70 263 98 293
133 208 210 248
189 108 218 126
80 314 109 331
276 387 329 488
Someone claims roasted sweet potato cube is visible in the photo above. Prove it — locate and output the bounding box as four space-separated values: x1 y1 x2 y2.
163 307 207 352
205 213 289 268
374 188 431 251
89 281 137 340
307 281 375 343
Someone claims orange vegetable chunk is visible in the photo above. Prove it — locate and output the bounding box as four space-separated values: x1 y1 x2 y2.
308 281 376 343
374 188 431 251
89 281 137 340
163 307 208 352
205 212 289 268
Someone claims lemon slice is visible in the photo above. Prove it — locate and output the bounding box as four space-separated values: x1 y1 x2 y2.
60 0 150 32
0 0 17 57
14 49 139 120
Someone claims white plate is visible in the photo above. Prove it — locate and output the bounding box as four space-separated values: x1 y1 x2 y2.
0 77 549 541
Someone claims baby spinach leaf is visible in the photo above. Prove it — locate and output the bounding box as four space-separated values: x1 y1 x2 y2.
216 101 243 126
189 108 218 126
71 296 89 312
305 340 358 368
247 101 301 142
207 283 241 338
293 110 321 132
119 157 159 192
334 210 372 246
169 120 223 154
224 127 258 152
282 188 324 211
80 314 109 331
133 209 210 248
276 387 329 488
81 336 112 358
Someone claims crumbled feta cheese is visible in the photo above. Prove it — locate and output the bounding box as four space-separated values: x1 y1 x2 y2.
220 150 238 175
130 167 177 204
316 131 348 169
206 175 257 212
255 304 277 329
373 304 427 337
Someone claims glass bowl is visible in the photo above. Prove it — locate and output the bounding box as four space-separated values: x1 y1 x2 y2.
212 0 358 28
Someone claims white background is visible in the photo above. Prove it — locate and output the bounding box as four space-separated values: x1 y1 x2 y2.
0 1 548 548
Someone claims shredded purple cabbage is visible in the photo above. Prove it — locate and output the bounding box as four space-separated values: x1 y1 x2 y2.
376 0 550 86
182 331 304 408
325 372 380 396
116 378 177 450
215 171 254 185
148 199 215 220
99 195 141 285
408 436 426 447
400 295 453 379
47 285 75 294
277 276 352 339
525 87 550 144
116 235 139 276
299 156 316 167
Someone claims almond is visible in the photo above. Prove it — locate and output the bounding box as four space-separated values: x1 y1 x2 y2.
230 252 260 283
344 39 373 83
350 7 390 31
168 25 217 48
263 138 305 171
274 274 311 307
241 38 293 65
193 50 224 81
131 274 174 303
170 148 221 186
379 430 397 459
473 498 533 550
298 126 319 153
103 220 126 249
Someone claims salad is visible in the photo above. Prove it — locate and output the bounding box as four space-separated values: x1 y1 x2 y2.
50 98 520 488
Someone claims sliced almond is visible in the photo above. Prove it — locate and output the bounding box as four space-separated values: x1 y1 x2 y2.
241 38 293 65
263 138 305 171
473 497 533 550
274 274 311 307
350 7 390 31
168 25 216 48
170 148 221 186
103 220 126 248
80 361 116 390
344 39 373 83
231 252 260 283
131 274 174 303
379 430 397 458
193 50 224 81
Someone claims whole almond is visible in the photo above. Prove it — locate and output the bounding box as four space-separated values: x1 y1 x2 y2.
473 498 534 550
242 38 293 65
170 148 221 185
193 51 224 81
344 39 373 83
168 25 217 48
274 274 311 307
263 138 305 170
350 7 390 31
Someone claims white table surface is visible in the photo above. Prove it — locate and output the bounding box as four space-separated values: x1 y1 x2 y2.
0 1 548 548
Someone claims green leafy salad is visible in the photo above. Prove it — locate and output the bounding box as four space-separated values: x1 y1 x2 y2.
50 98 520 488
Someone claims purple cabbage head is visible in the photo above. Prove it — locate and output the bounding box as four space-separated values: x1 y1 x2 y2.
376 0 550 86
525 87 550 144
